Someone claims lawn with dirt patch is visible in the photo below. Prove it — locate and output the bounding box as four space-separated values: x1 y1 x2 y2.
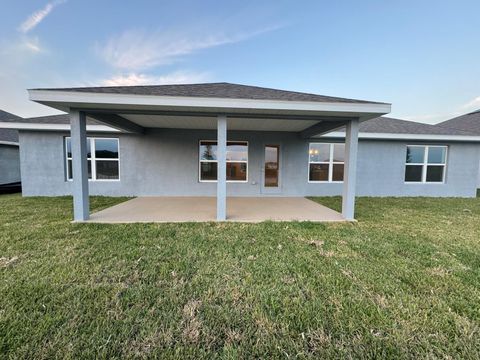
1 194 479 359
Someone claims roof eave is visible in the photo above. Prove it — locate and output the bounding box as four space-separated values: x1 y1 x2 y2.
28 89 391 119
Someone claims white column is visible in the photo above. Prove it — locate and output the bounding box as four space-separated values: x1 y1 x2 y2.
342 118 359 220
217 115 227 221
70 110 89 221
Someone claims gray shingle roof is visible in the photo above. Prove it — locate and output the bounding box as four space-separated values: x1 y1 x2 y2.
436 110 480 135
0 110 21 143
31 82 387 105
356 117 474 135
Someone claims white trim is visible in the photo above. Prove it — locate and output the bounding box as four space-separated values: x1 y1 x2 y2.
0 141 19 146
322 131 480 142
404 145 448 184
28 89 391 115
308 142 345 183
0 122 118 132
66 137 120 182
198 140 249 183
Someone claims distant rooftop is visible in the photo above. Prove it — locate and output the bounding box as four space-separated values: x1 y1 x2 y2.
437 110 480 135
0 110 21 143
30 82 387 105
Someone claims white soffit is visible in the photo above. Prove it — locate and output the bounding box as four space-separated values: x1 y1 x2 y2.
120 114 318 131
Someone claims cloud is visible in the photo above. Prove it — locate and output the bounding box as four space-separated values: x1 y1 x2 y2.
18 0 66 34
462 96 480 111
96 25 281 71
99 71 211 86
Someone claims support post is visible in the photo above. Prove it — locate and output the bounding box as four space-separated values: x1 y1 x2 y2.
217 115 227 221
70 110 89 221
342 118 359 220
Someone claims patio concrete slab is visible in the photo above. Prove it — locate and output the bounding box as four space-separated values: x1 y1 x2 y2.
87 197 345 223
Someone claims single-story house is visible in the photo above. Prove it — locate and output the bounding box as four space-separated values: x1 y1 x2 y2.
0 83 479 222
0 111 21 192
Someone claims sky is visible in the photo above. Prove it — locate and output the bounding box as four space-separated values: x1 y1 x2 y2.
1 0 479 123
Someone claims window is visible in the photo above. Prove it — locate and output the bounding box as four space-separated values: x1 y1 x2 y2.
308 143 345 182
199 141 248 182
65 137 119 181
405 145 447 183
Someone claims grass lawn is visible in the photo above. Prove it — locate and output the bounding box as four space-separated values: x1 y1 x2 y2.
1 194 479 359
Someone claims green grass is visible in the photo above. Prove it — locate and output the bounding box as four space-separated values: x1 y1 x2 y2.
1 194 479 359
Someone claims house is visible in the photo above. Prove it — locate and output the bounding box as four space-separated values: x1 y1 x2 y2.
436 110 480 187
0 83 479 222
0 111 21 192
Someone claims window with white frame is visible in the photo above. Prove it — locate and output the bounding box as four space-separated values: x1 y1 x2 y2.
199 140 248 182
65 137 120 181
308 143 345 182
405 145 447 183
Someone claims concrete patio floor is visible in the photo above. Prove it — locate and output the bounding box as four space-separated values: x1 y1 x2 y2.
87 197 346 223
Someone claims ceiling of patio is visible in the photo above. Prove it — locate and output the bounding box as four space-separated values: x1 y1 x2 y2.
117 113 319 131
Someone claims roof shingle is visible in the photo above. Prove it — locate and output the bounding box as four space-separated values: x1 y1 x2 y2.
436 110 480 135
31 82 387 105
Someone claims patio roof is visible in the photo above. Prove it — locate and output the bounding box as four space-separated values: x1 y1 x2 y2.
28 82 391 135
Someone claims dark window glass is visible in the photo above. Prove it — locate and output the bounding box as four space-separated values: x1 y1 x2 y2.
68 159 92 180
406 146 425 163
405 165 423 182
200 142 217 160
227 162 247 181
428 147 446 164
426 165 444 182
66 138 92 158
332 144 345 162
309 143 330 162
332 164 344 181
95 139 118 159
96 160 119 180
200 162 217 181
309 164 329 181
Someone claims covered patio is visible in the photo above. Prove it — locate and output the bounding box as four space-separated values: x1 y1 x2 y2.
88 197 345 223
28 83 391 222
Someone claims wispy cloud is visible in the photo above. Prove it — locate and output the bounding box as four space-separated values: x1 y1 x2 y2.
18 0 66 34
96 25 281 71
99 71 211 86
462 96 480 110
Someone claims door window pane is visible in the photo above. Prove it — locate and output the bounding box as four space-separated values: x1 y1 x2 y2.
309 143 330 162
426 166 444 182
309 164 329 181
95 139 118 158
428 147 446 164
406 146 425 163
405 165 423 182
265 145 279 187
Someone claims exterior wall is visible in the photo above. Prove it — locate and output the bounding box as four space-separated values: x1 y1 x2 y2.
19 129 480 198
0 144 20 185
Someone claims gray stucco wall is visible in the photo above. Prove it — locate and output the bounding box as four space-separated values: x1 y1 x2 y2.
0 144 20 185
19 129 480 198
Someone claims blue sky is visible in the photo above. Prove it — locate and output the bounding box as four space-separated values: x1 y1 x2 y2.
1 0 479 123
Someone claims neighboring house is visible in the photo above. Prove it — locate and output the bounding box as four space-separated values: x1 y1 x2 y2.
436 110 480 188
0 82 479 221
0 110 21 189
